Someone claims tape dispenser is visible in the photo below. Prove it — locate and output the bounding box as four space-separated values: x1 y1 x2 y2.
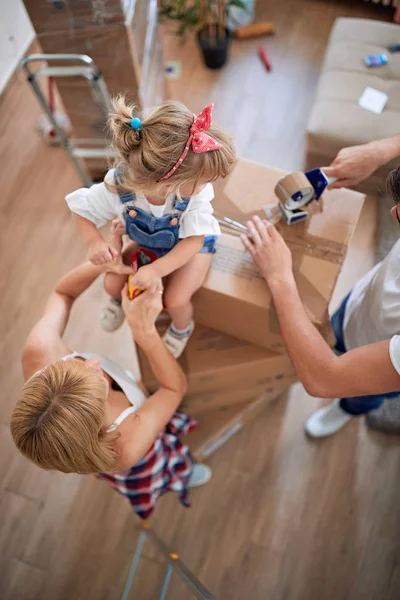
273 168 336 225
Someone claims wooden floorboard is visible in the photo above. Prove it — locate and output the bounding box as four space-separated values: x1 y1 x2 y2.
1 1 399 599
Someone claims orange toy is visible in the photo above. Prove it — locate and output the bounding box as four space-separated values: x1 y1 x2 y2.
128 248 158 300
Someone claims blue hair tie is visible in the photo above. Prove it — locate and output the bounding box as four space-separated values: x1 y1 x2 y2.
130 117 142 130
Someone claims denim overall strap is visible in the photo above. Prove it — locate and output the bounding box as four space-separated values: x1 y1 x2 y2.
172 195 191 221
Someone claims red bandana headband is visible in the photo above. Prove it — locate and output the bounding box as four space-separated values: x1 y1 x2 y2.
159 103 223 181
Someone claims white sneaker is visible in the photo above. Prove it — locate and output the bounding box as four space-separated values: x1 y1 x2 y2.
188 464 212 488
162 321 195 359
100 297 125 332
305 399 353 438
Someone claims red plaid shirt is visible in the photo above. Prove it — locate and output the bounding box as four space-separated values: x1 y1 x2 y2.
96 411 197 519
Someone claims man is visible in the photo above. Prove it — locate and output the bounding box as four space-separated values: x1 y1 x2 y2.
242 136 400 438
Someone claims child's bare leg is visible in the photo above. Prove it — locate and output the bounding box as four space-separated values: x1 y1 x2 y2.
104 273 126 301
162 254 212 356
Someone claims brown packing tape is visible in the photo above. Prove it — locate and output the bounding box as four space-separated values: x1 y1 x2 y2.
274 172 314 206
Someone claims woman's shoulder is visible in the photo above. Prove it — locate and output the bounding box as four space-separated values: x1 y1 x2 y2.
22 333 71 381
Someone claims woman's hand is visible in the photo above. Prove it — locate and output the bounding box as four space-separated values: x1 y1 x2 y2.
131 264 162 294
121 283 163 339
241 216 294 286
323 141 384 189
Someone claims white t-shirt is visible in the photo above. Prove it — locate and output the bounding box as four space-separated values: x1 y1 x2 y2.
343 238 400 375
65 168 221 239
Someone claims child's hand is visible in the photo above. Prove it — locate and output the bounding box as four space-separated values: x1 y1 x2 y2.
110 219 126 255
89 238 120 265
131 264 162 294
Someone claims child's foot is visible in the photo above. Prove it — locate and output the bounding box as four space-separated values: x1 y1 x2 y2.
162 321 194 358
100 297 125 332
188 464 212 488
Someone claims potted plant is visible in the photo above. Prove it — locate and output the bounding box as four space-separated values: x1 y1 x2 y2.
159 0 248 70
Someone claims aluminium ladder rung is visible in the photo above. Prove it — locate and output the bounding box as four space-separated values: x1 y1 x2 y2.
73 148 116 159
32 66 98 79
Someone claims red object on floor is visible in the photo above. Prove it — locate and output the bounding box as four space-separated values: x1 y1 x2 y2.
258 46 272 71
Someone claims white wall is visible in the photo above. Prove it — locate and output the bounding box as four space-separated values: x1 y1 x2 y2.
0 0 34 94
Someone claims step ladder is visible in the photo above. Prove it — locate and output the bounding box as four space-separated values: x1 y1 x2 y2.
122 520 215 600
21 53 116 187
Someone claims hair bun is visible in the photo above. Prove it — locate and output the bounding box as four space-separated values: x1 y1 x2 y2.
108 95 142 158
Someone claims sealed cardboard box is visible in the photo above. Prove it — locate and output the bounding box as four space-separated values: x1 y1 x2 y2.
193 159 365 351
137 323 296 399
188 385 291 461
32 24 139 141
24 1 165 177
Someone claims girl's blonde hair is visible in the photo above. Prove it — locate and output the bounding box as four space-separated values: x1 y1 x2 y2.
107 96 236 196
11 360 119 474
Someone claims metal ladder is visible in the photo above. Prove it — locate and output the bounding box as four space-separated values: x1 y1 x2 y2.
21 53 115 187
122 520 215 600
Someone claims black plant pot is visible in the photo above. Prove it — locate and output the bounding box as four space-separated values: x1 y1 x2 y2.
197 27 231 70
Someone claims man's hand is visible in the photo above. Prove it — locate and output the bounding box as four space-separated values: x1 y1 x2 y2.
323 141 385 189
131 264 162 294
88 238 120 265
241 216 294 286
121 284 163 338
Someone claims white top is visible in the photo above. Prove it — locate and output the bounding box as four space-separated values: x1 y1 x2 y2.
65 168 221 239
62 352 147 432
343 238 400 375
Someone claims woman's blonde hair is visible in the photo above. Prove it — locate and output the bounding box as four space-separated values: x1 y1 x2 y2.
11 360 118 474
107 95 236 196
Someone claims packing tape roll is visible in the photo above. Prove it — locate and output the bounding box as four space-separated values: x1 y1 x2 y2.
274 172 315 210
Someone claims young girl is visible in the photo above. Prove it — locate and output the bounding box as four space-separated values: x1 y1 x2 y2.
66 97 236 357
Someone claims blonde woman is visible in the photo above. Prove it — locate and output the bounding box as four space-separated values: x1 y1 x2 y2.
11 258 211 519
65 98 236 357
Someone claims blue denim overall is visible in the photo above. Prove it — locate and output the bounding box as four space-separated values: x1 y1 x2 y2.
115 173 217 258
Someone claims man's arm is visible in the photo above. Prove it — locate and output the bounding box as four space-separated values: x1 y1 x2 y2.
324 134 400 189
241 217 400 398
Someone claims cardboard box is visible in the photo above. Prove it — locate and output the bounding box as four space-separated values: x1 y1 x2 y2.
193 159 365 350
33 24 139 140
181 377 297 414
137 323 296 398
188 385 291 461
24 1 165 177
23 1 131 32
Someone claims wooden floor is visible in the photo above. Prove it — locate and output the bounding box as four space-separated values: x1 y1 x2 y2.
1 1 399 599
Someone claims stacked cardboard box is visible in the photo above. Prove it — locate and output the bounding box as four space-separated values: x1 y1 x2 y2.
193 159 365 351
23 0 165 177
138 322 297 458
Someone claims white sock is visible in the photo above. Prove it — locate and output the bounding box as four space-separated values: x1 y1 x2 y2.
170 322 193 337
